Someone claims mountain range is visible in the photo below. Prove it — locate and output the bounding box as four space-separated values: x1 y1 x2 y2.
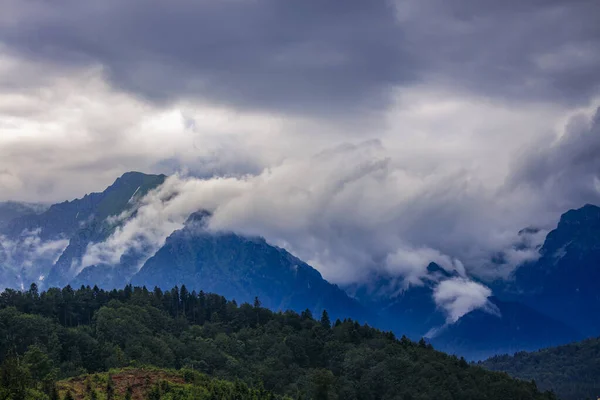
1 171 598 360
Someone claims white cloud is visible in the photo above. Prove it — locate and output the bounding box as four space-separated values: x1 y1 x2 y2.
79 136 563 288
0 229 69 286
384 246 465 287
80 174 248 271
433 278 494 323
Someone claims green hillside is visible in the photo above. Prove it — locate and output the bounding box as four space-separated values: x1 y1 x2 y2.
0 284 557 400
480 337 600 400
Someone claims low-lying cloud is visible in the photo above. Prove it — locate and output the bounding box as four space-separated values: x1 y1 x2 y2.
79 114 599 292
433 278 494 323
0 228 69 287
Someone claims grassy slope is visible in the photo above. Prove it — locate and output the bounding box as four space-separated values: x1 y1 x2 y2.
57 367 279 400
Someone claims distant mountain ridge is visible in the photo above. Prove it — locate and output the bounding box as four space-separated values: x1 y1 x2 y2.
0 172 166 289
497 203 600 336
430 297 582 360
0 201 47 229
355 263 583 360
47 171 167 287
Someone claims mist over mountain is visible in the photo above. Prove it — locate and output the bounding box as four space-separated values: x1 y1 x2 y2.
430 298 582 361
0 172 165 290
497 204 600 336
1 172 599 362
131 211 371 323
0 202 47 228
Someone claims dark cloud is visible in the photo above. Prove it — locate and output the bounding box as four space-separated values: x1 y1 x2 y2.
1 0 598 118
0 0 413 116
395 0 600 104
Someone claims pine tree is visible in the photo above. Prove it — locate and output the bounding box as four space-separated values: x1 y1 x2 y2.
320 310 331 329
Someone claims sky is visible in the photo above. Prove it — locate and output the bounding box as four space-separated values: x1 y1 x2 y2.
1 0 600 318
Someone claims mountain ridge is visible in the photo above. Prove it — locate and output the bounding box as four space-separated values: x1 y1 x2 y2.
130 211 373 323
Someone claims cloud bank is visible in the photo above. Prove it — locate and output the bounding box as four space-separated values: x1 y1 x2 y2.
79 104 600 289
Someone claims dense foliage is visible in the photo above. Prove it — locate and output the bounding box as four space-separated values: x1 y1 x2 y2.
0 284 556 400
481 337 600 400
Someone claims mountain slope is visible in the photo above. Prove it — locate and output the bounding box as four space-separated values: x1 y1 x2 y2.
0 172 166 290
47 171 167 287
131 212 372 323
0 201 47 229
499 204 600 336
480 337 600 400
368 263 456 339
430 297 583 361
353 263 581 360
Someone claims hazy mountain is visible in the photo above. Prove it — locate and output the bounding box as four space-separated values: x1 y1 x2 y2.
0 172 166 289
130 211 373 323
430 297 583 361
357 263 582 360
348 263 455 339
0 201 47 229
498 204 600 336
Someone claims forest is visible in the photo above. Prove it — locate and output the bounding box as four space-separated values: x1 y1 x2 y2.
0 283 557 400
481 337 600 400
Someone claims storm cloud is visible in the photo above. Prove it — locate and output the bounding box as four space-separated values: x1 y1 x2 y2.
1 0 599 117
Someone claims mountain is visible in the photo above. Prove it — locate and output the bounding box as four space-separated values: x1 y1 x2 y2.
430 297 583 361
0 172 371 327
347 263 454 339
0 201 47 229
130 212 372 323
0 284 559 400
0 201 49 290
498 204 600 336
480 336 600 400
357 264 582 360
1 172 599 362
375 263 458 338
46 172 167 287
0 172 166 289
